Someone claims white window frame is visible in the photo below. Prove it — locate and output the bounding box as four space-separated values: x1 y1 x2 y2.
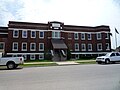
75 54 79 59
13 30 19 38
22 30 27 38
12 55 17 57
22 43 27 51
75 43 79 51
87 33 91 40
30 55 35 60
39 43 44 51
106 43 110 50
12 42 18 51
22 55 27 60
97 43 102 51
39 54 44 60
52 31 60 38
39 31 44 38
0 42 4 50
81 43 86 51
88 44 92 51
97 33 102 40
81 33 85 40
74 33 79 40
30 43 36 51
105 33 109 39
52 23 60 28
31 31 36 38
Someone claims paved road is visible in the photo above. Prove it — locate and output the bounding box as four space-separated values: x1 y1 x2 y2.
0 64 120 90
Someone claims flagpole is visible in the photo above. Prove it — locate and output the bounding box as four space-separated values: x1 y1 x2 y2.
115 28 117 49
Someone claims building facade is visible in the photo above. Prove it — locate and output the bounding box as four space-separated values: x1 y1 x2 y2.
0 21 111 61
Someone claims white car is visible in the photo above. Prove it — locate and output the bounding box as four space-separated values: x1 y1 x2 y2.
0 53 24 69
96 52 120 64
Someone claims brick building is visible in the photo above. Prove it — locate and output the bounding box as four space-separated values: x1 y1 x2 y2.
0 21 111 61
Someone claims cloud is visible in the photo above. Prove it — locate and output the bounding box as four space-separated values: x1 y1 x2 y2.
0 0 120 48
0 0 23 26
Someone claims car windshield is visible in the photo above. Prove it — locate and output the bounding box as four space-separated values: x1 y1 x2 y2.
105 53 111 57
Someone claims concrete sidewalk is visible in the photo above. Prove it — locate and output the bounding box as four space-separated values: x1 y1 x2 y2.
24 60 96 65
55 61 79 65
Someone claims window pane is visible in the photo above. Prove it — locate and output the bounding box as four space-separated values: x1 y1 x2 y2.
31 31 36 38
97 33 101 40
30 43 36 51
81 33 85 40
39 43 44 51
88 44 92 51
22 43 27 50
74 33 78 39
13 30 19 37
52 32 60 38
75 43 79 51
39 54 44 60
30 55 35 60
105 33 109 39
40 32 44 38
88 34 91 40
13 42 18 51
81 44 86 51
0 43 4 49
22 31 27 38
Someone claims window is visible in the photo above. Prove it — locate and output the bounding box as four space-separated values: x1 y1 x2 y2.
31 31 36 38
13 30 19 38
97 33 102 40
52 23 60 27
81 44 86 51
12 55 17 57
39 31 44 38
30 55 35 60
81 33 85 40
52 31 60 38
39 43 44 51
88 44 92 51
0 42 4 49
105 33 109 39
110 53 115 57
30 43 36 51
75 43 79 51
87 33 91 40
22 55 27 60
75 54 79 59
12 42 18 51
22 30 27 38
74 33 79 40
39 54 44 60
116 53 120 56
22 43 27 51
106 43 110 50
97 43 102 51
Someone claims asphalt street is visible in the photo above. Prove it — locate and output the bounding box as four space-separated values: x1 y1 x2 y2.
0 64 120 90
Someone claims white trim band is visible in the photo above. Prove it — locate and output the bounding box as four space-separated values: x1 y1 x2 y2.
71 52 110 54
7 53 44 55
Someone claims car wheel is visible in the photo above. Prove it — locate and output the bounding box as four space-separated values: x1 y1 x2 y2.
97 62 102 64
15 64 18 68
105 59 110 64
7 62 15 69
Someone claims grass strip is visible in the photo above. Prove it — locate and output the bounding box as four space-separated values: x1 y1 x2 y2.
23 63 58 67
76 60 96 64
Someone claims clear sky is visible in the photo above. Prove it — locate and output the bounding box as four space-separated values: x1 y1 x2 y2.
0 0 120 49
